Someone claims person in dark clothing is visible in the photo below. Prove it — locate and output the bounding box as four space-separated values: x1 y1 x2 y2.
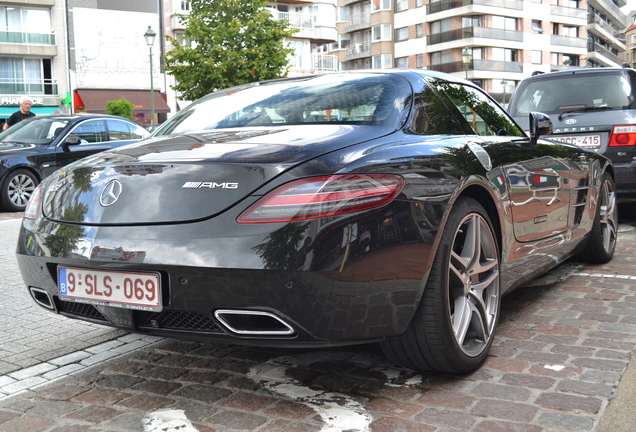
3 98 35 130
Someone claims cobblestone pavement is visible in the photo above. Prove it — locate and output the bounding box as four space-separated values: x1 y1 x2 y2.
0 217 127 378
0 208 635 432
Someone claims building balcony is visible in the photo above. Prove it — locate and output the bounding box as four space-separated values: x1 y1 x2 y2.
427 26 523 46
0 30 55 45
588 41 623 65
551 34 587 48
289 54 338 72
345 42 371 60
278 11 317 31
428 59 523 74
0 78 58 96
551 6 587 19
587 0 628 27
344 13 371 30
427 0 522 15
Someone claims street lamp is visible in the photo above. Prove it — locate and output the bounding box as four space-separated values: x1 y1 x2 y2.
144 26 156 130
500 78 508 106
461 47 472 80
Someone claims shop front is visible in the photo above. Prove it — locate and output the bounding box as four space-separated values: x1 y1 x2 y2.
0 95 62 128
74 89 170 127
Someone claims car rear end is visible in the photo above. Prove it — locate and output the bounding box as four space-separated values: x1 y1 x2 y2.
507 68 636 198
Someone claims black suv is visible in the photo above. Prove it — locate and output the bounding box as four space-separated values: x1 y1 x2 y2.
507 67 636 199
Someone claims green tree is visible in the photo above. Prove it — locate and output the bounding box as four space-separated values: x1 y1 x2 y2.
105 98 134 119
164 0 297 101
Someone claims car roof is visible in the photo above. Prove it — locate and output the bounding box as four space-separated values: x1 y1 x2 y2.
521 67 636 82
25 114 136 121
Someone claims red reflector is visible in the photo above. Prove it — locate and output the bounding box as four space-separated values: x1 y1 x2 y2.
237 174 404 223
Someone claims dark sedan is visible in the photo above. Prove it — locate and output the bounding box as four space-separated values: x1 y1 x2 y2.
16 71 617 373
0 114 149 211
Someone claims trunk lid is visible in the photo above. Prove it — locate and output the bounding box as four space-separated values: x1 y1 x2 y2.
42 126 391 225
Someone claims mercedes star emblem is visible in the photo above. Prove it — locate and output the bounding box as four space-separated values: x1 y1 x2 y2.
99 180 122 207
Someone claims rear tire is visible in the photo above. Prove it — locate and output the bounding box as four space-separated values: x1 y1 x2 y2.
1 169 38 212
380 197 500 373
578 172 617 264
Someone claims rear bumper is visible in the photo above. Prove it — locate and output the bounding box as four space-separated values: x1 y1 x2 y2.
15 199 435 346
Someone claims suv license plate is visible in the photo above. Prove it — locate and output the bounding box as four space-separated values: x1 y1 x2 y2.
551 134 601 148
58 266 162 311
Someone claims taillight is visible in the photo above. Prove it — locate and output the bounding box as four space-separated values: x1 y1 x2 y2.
608 126 636 147
237 174 404 224
24 183 44 220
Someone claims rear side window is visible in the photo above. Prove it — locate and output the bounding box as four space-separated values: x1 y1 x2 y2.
432 81 525 137
509 72 635 116
107 120 132 141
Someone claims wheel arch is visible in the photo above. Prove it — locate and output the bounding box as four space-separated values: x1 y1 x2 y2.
4 165 43 184
455 183 503 257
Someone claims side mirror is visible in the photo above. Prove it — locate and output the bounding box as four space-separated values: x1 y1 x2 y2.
61 136 81 152
528 112 553 147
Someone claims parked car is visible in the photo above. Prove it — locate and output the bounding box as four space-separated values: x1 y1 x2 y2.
0 114 149 212
507 67 636 199
16 71 616 373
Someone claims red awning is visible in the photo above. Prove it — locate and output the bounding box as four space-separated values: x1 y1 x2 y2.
75 89 170 113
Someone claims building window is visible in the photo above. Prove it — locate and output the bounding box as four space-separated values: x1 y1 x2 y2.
492 16 516 31
531 50 542 64
492 47 518 62
180 0 190 11
396 0 408 11
372 24 392 41
372 0 391 11
175 31 192 46
416 54 424 67
462 16 482 28
431 18 451 34
552 52 558 64
0 57 53 95
532 20 543 33
563 26 578 37
563 54 579 66
396 56 409 68
416 24 423 38
395 27 409 41
373 54 392 68
430 50 452 65
416 0 424 6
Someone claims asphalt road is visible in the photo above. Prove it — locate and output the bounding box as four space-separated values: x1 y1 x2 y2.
0 204 635 432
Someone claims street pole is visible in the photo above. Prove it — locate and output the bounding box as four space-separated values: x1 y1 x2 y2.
144 26 156 131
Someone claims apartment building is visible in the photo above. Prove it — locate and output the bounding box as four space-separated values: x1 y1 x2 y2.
0 0 67 125
626 14 636 66
337 0 628 103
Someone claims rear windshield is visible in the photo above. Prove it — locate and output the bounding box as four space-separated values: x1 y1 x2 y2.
508 71 635 116
154 74 410 136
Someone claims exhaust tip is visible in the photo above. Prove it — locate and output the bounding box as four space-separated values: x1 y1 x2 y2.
29 287 56 311
214 309 295 336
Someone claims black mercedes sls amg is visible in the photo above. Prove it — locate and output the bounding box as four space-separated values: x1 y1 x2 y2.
16 70 617 373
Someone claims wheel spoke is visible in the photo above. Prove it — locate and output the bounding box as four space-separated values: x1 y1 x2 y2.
452 296 472 345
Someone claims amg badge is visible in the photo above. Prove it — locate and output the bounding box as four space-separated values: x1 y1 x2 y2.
182 182 239 189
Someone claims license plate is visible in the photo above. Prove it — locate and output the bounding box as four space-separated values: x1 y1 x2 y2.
551 134 601 148
58 266 162 311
